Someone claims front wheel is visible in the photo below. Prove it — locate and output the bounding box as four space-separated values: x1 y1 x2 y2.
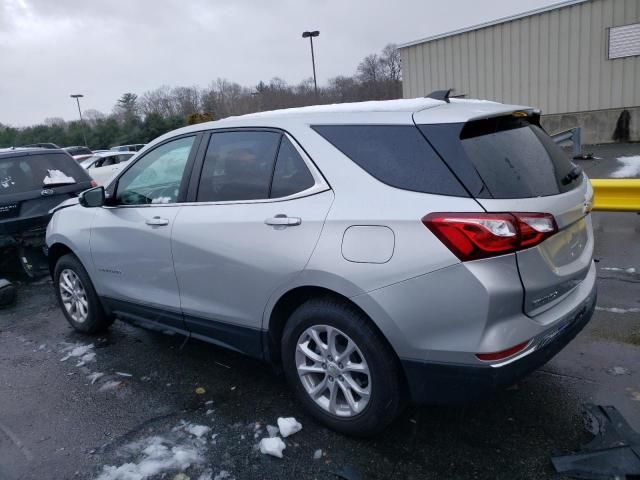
54 254 113 333
281 298 404 437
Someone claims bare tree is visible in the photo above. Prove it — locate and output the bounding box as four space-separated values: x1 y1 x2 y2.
139 86 177 118
381 44 402 82
44 117 65 127
357 54 385 84
171 86 201 118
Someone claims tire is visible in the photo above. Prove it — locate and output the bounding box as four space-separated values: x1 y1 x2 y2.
53 254 114 334
281 297 404 437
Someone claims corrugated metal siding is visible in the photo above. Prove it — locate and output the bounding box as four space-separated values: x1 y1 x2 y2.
400 0 640 114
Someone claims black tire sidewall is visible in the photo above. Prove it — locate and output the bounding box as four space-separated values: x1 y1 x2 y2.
281 298 403 437
53 254 110 334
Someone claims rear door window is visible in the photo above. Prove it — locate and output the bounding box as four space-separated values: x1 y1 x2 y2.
312 125 467 196
270 137 315 198
419 117 582 199
0 152 89 194
196 131 281 202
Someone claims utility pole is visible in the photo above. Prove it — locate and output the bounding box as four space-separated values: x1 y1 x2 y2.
70 94 88 147
302 31 320 97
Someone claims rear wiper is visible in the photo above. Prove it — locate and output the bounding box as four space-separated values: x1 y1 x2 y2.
42 182 76 188
561 165 582 185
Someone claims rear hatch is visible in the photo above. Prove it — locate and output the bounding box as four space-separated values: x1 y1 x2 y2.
418 113 593 317
0 150 94 235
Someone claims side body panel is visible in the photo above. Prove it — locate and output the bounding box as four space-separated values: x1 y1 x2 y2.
89 205 184 330
171 191 334 342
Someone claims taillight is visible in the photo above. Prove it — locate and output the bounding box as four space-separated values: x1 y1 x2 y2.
422 212 557 261
90 180 98 187
476 340 530 361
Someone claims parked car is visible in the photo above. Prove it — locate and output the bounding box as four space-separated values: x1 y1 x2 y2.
46 97 596 436
63 146 93 157
80 151 136 185
110 144 146 152
1 148 94 277
22 143 60 149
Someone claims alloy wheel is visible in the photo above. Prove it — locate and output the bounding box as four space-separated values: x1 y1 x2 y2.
59 269 89 324
295 324 371 417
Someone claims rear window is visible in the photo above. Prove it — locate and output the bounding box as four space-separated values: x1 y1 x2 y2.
0 152 90 194
312 125 467 196
419 117 582 199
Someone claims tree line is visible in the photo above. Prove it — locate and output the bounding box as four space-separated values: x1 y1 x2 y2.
0 45 401 150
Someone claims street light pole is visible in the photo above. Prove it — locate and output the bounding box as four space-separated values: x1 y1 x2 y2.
302 30 320 98
70 94 88 147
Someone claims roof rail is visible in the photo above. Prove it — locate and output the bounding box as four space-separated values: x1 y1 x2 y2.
426 89 452 103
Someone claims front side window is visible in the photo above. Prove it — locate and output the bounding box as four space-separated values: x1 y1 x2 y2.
196 131 281 202
116 136 194 205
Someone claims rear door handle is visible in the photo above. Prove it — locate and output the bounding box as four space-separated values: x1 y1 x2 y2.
145 216 169 226
265 215 302 226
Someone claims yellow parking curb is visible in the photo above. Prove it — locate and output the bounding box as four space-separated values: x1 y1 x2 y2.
590 179 640 212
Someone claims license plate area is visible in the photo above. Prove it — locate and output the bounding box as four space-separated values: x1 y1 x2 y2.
0 203 19 220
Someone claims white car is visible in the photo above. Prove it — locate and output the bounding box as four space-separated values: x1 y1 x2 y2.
80 151 136 185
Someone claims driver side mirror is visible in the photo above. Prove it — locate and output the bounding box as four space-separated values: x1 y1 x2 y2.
79 186 105 208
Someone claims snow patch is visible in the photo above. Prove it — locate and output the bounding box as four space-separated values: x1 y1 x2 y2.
60 344 94 362
608 366 630 376
313 449 323 460
611 156 640 178
87 372 104 385
43 169 75 185
259 437 286 458
235 97 445 119
185 424 211 439
95 434 204 480
596 306 640 314
601 267 636 274
277 417 302 438
76 352 96 367
99 380 122 391
266 425 279 438
1 176 15 188
116 372 133 377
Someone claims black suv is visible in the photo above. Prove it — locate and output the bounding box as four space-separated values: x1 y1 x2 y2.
0 149 94 277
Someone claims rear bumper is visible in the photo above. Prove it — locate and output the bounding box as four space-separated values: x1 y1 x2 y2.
401 285 597 404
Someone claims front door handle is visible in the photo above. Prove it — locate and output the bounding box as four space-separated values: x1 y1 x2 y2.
265 214 302 227
145 216 169 226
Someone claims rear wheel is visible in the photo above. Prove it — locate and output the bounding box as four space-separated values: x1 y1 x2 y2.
281 297 404 436
54 254 113 333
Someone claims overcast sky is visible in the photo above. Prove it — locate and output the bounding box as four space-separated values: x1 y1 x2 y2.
1 0 562 126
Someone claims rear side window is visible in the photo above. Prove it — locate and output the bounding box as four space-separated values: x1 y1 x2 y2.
0 153 90 194
419 118 582 199
270 137 315 198
312 125 467 196
197 131 281 202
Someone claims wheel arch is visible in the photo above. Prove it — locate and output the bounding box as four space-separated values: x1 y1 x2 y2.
264 285 402 370
47 242 75 277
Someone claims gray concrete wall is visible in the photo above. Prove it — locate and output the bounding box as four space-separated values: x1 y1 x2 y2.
400 0 640 115
541 106 640 145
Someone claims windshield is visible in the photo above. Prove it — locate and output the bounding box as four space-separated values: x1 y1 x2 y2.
0 152 88 194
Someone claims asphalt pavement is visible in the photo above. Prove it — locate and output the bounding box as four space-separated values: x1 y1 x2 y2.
1 143 639 480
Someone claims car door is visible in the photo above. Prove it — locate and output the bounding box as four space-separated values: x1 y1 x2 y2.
90 134 200 332
171 130 333 357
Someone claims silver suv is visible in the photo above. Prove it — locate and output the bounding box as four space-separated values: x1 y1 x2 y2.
46 97 596 436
